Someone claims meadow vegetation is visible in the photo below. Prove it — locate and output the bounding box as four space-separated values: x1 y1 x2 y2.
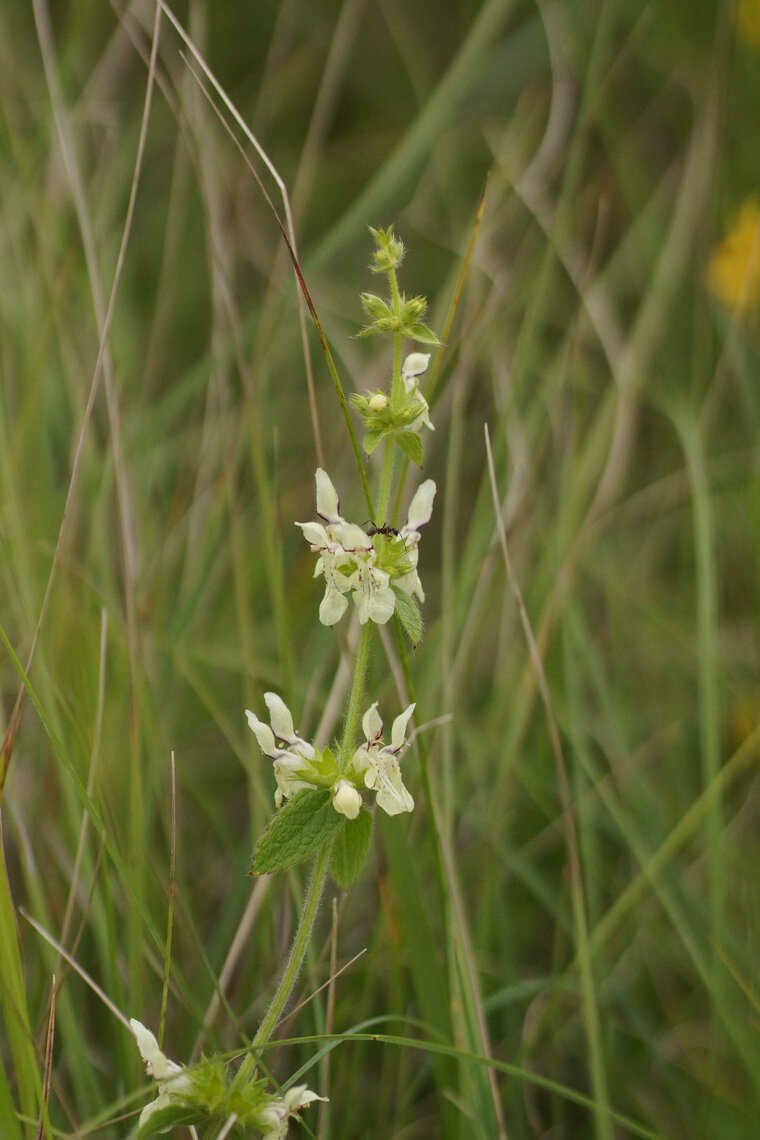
0 1 758 1137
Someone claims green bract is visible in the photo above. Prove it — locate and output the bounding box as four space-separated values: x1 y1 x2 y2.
356 291 440 343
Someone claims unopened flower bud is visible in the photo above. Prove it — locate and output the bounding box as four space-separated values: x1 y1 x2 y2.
332 779 363 819
368 392 389 412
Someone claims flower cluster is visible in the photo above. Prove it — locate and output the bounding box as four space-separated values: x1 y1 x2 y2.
246 695 415 817
245 692 334 809
130 1019 194 1133
296 468 435 626
130 1020 326 1139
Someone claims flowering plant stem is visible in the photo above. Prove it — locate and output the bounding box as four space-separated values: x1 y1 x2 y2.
376 441 396 535
237 839 333 1088
339 620 373 766
389 273 403 400
377 270 403 524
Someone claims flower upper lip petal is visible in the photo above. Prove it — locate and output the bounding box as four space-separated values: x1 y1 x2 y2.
362 702 383 743
401 351 431 387
390 704 416 751
264 692 296 740
404 480 436 534
315 467 342 522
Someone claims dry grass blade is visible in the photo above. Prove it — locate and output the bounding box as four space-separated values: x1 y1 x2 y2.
35 978 56 1140
20 912 131 1031
1 0 163 801
156 1 375 507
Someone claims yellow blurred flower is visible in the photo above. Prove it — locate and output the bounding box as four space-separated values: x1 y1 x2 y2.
706 198 760 314
735 0 760 47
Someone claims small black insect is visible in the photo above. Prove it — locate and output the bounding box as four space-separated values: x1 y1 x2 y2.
365 521 400 538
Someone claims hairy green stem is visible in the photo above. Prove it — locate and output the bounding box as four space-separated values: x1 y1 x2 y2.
339 620 373 765
388 269 404 406
375 264 403 525
238 841 333 1086
376 439 396 526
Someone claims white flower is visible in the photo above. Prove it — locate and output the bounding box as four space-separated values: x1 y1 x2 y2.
256 1084 328 1140
247 697 368 816
403 478 436 538
392 480 436 603
401 352 430 385
401 352 434 431
312 469 373 553
297 470 395 627
352 702 415 816
246 694 321 807
130 1019 193 1132
297 470 436 627
332 778 363 820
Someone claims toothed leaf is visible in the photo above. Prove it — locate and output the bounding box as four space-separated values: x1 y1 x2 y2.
330 808 374 888
393 589 423 646
397 431 424 467
250 790 345 875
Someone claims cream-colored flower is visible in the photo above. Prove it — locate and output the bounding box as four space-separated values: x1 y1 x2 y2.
392 480 437 603
351 702 415 816
256 1085 328 1140
246 694 321 807
298 469 399 626
297 469 380 626
401 352 434 432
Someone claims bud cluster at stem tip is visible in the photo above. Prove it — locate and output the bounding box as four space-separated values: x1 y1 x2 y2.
368 225 405 273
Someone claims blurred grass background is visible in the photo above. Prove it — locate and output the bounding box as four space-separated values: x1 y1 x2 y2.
1 0 759 1137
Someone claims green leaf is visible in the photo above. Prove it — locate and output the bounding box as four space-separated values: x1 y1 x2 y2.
396 431 424 467
250 790 346 875
407 322 442 346
363 429 384 455
330 809 374 887
393 589 423 646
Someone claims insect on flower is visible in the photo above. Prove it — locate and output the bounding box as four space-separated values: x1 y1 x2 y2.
365 521 400 537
